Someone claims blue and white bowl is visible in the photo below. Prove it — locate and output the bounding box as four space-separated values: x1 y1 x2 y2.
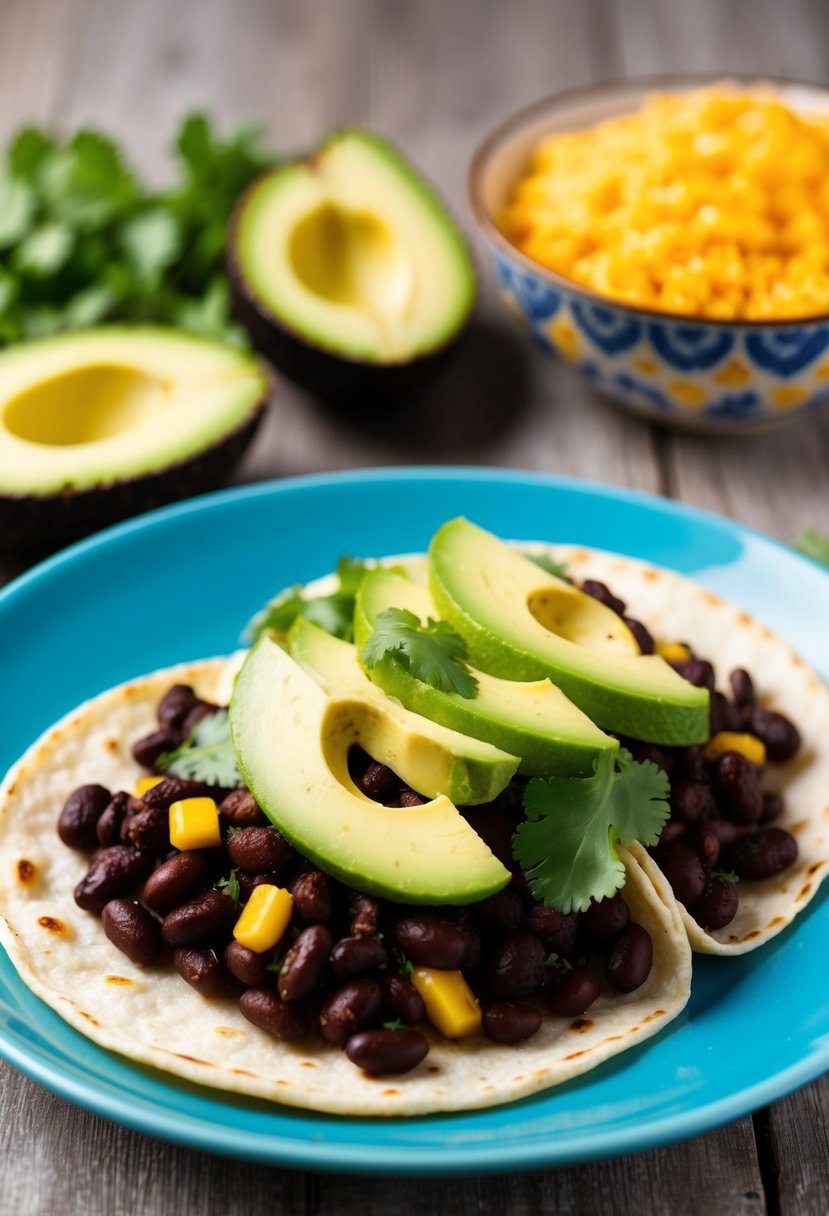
469 77 829 434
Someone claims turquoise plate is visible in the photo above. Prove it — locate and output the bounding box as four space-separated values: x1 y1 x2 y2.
1 468 828 1174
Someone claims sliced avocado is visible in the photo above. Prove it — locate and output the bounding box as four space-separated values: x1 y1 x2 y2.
287 617 519 803
228 130 476 398
354 567 618 777
429 518 710 746
230 635 510 904
0 326 268 549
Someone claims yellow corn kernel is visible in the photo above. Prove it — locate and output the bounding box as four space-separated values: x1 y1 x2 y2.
703 731 766 766
656 641 692 663
135 775 164 798
168 797 221 850
411 967 482 1039
233 884 292 953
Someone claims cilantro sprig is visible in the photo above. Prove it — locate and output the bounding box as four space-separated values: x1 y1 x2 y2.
527 552 572 582
513 749 670 913
797 527 829 569
0 113 276 345
156 709 241 788
362 607 478 699
245 556 370 645
216 869 242 907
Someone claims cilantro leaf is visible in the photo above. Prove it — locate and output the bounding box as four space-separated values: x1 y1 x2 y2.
156 709 241 788
382 1019 406 1032
528 552 572 582
393 948 414 978
244 556 370 644
797 528 829 569
362 608 478 698
216 869 241 907
513 749 670 913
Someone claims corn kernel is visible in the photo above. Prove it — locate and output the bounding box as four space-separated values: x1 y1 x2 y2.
411 967 482 1038
703 731 766 766
656 641 692 663
135 775 164 798
233 884 292 953
169 797 221 850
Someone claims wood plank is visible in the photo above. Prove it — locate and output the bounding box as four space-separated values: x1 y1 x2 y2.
768 1075 829 1216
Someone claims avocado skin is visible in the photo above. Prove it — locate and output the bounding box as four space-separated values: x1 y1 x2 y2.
228 251 467 404
0 400 265 553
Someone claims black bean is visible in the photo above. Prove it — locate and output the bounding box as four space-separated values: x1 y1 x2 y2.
218 789 268 828
329 934 387 979
58 784 111 850
279 925 334 1002
142 776 213 810
96 791 130 846
224 939 272 987
760 790 785 824
657 820 686 848
173 947 227 996
477 889 524 930
131 727 178 770
728 827 798 881
482 1002 542 1044
527 903 563 940
691 876 739 930
391 916 466 969
158 684 198 731
677 745 708 783
606 922 653 992
141 851 211 913
624 617 655 654
161 889 236 946
584 893 630 941
691 824 721 870
729 669 756 707
74 846 155 913
350 892 380 936
671 658 716 692
238 870 282 901
291 870 333 922
460 806 516 867
239 989 311 1040
227 825 287 873
457 918 483 976
546 964 601 1016
319 979 383 1045
671 778 717 824
398 788 425 807
487 930 547 1001
658 841 707 907
101 898 161 964
749 708 801 763
345 1028 429 1074
120 800 169 853
710 691 740 734
382 975 426 1025
534 909 579 962
581 579 626 615
357 761 400 800
629 742 674 775
705 817 743 848
712 751 763 823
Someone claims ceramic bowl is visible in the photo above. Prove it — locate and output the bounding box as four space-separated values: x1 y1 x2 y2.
469 76 829 434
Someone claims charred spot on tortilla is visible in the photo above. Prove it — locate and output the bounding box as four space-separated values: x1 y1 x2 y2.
105 975 134 986
37 915 67 936
570 1019 593 1033
16 859 36 884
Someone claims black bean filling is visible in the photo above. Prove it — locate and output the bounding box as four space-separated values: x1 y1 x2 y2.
58 579 802 1077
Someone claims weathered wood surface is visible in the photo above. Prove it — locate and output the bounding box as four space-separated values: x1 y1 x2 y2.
0 0 827 1212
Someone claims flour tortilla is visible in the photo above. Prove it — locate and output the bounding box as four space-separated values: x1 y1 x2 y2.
0 655 691 1116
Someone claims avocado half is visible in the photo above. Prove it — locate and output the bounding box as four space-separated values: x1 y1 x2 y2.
227 130 477 399
0 326 269 550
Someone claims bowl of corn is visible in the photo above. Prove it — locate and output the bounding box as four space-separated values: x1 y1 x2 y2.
469 76 829 433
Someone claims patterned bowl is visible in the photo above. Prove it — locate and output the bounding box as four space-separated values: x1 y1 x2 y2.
469 76 829 434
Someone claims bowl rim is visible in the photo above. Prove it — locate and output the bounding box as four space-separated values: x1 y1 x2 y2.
468 71 829 330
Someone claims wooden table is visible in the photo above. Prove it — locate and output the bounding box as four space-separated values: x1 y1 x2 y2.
1 1 828 1211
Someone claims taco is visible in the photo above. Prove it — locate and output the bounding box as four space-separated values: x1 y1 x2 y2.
0 656 691 1115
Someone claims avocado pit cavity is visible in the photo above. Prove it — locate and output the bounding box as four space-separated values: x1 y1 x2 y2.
526 585 638 655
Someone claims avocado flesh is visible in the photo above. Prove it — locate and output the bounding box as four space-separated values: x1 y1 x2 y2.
288 618 519 804
0 327 266 497
429 519 710 746
354 568 618 777
230 636 511 905
231 130 475 366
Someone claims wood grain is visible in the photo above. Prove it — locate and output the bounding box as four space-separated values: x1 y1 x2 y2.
0 0 827 1212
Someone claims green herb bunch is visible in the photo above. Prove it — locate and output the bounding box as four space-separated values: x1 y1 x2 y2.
0 113 276 346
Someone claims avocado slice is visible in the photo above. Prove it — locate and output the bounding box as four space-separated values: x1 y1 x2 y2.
354 567 618 776
429 518 710 746
230 635 510 904
0 326 268 549
228 130 476 398
288 617 519 803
